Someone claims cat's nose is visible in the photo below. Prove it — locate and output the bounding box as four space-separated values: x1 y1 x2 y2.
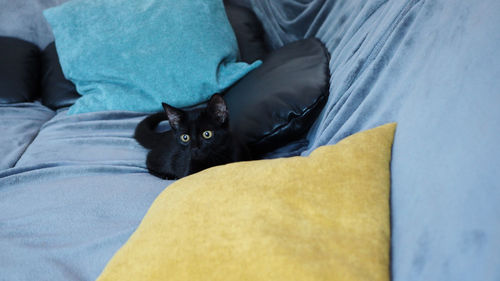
191 147 202 157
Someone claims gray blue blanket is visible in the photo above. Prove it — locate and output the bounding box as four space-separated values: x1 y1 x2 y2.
0 103 54 169
250 0 500 280
0 107 169 280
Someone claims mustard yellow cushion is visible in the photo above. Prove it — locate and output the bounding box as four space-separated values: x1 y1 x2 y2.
97 123 396 281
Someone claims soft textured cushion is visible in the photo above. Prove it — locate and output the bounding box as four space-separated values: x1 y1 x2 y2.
224 3 268 63
0 0 69 49
97 123 396 281
40 42 80 110
43 0 261 114
224 38 330 156
0 36 40 103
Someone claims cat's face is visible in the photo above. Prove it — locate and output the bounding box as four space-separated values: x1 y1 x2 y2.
162 94 230 161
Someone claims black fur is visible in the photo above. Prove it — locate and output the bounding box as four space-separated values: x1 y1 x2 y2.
134 94 250 180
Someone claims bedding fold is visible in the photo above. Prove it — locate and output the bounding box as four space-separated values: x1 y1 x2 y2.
0 102 54 170
250 0 500 280
0 109 171 280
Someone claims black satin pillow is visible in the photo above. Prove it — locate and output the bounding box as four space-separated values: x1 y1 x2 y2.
224 38 330 156
40 42 80 110
224 3 268 63
0 36 40 103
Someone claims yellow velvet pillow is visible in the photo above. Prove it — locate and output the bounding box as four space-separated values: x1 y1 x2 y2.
97 123 396 281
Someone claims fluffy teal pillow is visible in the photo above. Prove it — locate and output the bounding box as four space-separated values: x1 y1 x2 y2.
44 0 260 114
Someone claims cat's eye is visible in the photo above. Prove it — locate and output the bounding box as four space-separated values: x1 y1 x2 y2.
180 134 190 143
202 130 213 139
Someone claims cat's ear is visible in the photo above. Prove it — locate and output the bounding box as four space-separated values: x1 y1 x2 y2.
162 102 183 130
207 94 228 125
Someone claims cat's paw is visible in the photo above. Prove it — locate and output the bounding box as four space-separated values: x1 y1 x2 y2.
147 169 169 180
165 174 179 180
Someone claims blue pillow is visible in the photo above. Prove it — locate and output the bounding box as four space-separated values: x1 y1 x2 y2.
44 0 261 114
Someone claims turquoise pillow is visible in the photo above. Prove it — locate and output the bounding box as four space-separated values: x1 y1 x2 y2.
44 0 261 114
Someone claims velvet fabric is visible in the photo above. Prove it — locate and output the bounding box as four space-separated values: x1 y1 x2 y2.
97 124 395 281
0 102 54 169
0 0 68 49
248 0 500 280
1 0 499 280
44 0 261 114
0 108 170 280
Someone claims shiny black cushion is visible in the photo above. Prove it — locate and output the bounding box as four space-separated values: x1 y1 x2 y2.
224 38 330 156
225 3 268 63
40 42 80 110
0 36 40 103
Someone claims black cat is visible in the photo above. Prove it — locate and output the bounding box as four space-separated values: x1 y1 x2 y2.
134 94 250 180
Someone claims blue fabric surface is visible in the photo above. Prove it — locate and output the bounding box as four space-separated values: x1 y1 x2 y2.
0 109 170 280
43 0 261 114
0 102 54 170
250 0 500 280
0 0 69 49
